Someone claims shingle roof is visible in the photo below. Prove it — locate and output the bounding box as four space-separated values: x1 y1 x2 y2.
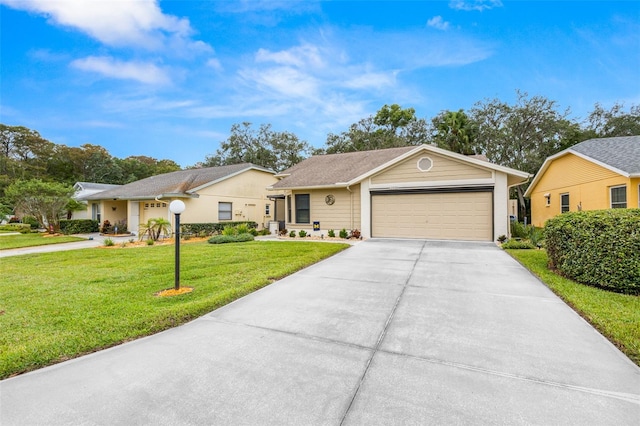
82 163 273 200
272 146 416 188
271 144 529 189
569 136 640 175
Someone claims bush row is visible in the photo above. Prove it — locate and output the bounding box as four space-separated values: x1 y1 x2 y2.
59 219 100 235
181 222 258 236
0 223 31 234
207 233 255 244
545 209 640 295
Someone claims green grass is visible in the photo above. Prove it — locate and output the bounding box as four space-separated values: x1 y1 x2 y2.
0 241 349 378
0 233 85 250
507 249 640 366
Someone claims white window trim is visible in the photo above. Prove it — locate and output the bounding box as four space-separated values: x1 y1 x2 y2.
610 185 627 209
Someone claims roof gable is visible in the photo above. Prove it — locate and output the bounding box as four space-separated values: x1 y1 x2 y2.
524 136 640 197
83 163 274 200
271 144 529 189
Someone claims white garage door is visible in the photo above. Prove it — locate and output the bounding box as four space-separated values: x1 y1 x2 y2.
371 192 493 241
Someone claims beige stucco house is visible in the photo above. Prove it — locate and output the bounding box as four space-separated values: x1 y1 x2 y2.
81 163 277 235
71 182 123 220
524 136 640 227
268 145 530 241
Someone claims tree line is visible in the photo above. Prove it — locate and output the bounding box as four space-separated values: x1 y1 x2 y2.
2 91 638 227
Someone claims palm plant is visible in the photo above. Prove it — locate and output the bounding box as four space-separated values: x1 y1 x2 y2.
138 218 172 241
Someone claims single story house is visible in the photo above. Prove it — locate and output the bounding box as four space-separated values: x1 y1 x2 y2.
80 163 278 235
71 182 123 220
524 136 640 227
267 144 530 241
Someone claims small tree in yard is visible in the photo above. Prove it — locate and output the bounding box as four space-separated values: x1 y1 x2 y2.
5 179 74 232
138 218 172 241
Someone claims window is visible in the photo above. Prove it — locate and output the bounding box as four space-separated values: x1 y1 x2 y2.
265 204 271 216
560 193 570 213
610 186 627 209
218 202 232 220
295 194 310 223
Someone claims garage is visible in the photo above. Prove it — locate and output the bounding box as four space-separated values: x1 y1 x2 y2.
371 190 493 241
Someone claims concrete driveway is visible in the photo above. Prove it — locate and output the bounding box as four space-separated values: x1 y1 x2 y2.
1 239 639 425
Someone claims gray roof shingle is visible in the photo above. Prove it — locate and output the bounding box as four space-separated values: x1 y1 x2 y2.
82 163 273 200
570 136 640 175
272 146 416 188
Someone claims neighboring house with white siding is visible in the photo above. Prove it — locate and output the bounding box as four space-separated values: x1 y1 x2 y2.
268 145 530 241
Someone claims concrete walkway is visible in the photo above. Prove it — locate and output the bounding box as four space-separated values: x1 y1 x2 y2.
1 239 639 425
0 233 133 257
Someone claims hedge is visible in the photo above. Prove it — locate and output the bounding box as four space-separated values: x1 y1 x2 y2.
207 233 255 244
59 219 100 235
181 221 257 236
544 209 640 295
0 223 31 234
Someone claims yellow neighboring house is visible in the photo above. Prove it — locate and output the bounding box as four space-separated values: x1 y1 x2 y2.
525 136 640 227
80 163 278 236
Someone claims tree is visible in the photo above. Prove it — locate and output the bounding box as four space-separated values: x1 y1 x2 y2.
201 123 310 172
0 124 54 180
4 179 74 232
469 91 578 175
431 109 478 155
321 104 429 154
585 102 640 138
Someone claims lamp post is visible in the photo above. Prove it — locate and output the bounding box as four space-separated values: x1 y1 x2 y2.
169 200 186 291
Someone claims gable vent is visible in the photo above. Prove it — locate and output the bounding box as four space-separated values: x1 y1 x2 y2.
417 157 433 172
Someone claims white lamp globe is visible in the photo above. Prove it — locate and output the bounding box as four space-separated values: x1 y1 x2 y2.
169 200 186 214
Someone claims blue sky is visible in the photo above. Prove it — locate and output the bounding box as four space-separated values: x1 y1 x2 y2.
1 1 639 167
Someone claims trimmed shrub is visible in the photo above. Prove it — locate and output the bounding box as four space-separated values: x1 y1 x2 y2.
298 230 307 237
103 238 114 247
207 233 255 244
328 229 335 238
501 240 536 249
59 219 99 235
181 222 258 236
289 230 296 238
545 209 640 295
0 223 31 234
339 228 348 239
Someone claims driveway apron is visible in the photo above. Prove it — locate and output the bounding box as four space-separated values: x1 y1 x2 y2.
1 239 639 425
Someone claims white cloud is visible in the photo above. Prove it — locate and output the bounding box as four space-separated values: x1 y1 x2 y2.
206 58 223 71
0 0 207 52
256 44 325 68
427 16 450 31
71 56 171 85
449 0 503 12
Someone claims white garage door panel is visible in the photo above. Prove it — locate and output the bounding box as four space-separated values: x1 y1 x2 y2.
372 192 492 241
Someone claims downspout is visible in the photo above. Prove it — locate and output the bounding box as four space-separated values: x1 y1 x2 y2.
346 185 353 230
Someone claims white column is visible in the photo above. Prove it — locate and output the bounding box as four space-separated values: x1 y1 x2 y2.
360 180 371 238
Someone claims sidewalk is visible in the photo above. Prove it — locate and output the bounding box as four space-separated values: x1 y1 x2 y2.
0 233 133 258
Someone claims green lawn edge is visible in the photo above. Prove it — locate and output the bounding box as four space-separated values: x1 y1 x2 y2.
0 233 85 250
0 241 350 379
506 249 640 366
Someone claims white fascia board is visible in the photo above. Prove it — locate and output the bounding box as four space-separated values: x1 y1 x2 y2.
346 144 530 186
268 183 348 191
369 178 495 191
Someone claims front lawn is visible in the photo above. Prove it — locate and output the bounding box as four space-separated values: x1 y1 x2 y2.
0 241 349 378
507 249 640 366
0 233 85 250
